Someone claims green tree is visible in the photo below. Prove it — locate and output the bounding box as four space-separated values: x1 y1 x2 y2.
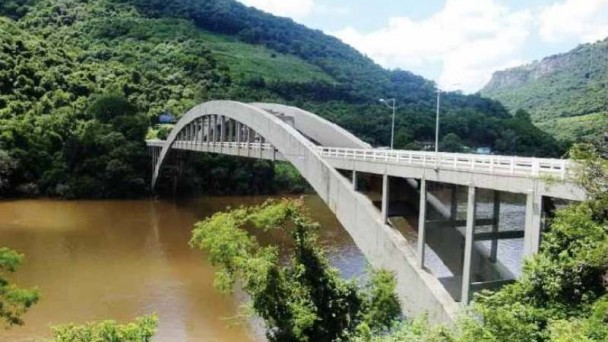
0 247 39 327
190 199 401 341
50 315 158 342
440 133 465 153
0 150 18 197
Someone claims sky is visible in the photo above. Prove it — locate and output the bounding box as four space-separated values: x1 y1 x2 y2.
237 0 608 93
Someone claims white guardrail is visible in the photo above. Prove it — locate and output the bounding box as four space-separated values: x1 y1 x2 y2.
147 140 572 180
156 140 276 151
314 147 571 180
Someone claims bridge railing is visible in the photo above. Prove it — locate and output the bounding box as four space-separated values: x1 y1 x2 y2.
150 140 276 151
314 147 571 180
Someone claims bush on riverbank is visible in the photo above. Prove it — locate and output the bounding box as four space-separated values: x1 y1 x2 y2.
0 247 39 327
50 315 158 342
190 199 401 341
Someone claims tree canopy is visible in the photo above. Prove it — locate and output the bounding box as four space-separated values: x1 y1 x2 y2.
190 199 401 341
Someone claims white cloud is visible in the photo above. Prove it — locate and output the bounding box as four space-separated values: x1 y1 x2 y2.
315 4 350 16
239 0 315 19
539 0 608 43
333 0 534 92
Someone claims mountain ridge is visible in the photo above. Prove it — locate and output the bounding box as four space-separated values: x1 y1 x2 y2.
481 37 608 141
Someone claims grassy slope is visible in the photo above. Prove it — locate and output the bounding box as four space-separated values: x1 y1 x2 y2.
199 31 334 84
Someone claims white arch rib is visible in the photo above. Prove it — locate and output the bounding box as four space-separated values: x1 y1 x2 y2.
152 100 459 322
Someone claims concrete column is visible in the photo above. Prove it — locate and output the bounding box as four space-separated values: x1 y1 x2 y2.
352 171 357 191
450 185 458 221
381 174 389 223
417 178 427 268
461 185 477 304
207 116 212 143
201 116 207 142
220 116 226 142
247 128 253 157
259 136 265 158
523 192 542 257
219 116 226 153
490 191 501 262
198 118 204 148
236 122 241 145
212 115 217 143
228 119 234 143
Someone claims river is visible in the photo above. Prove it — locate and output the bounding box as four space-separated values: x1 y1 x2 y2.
0 196 366 342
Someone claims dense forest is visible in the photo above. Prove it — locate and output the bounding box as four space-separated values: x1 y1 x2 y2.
0 0 562 198
482 38 608 142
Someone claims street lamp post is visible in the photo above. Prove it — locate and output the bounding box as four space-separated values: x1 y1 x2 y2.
379 98 396 150
435 88 441 154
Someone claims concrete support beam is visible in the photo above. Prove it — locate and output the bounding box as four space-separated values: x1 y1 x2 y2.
352 170 357 191
247 128 253 157
461 185 476 304
450 185 458 220
228 119 234 142
260 136 265 159
220 116 226 141
236 122 241 144
381 174 389 222
490 191 501 262
220 116 226 153
212 115 217 143
417 178 427 268
204 117 209 143
523 192 542 257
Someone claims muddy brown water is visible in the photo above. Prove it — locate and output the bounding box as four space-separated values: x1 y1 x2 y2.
0 196 366 342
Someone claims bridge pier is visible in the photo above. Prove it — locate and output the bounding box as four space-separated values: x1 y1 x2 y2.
524 192 542 257
381 174 389 222
461 185 476 304
490 191 501 263
417 179 427 267
412 182 521 303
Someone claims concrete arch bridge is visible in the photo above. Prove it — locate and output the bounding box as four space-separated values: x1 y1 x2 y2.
147 101 585 323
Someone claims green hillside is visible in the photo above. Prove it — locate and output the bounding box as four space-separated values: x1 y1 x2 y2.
0 0 562 198
481 38 608 142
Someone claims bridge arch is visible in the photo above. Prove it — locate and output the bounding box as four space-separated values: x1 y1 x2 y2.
151 100 459 323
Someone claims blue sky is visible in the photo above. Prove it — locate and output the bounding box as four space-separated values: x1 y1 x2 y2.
237 0 608 92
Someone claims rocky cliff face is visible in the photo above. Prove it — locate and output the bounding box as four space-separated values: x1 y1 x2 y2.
483 51 577 92
480 37 608 142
